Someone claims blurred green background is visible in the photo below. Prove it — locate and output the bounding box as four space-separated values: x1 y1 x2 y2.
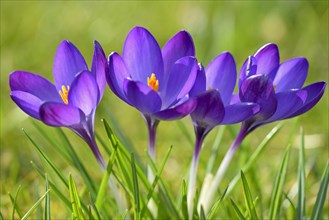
1 1 328 218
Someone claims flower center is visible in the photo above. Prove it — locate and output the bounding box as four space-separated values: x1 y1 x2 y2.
59 85 70 104
147 73 159 92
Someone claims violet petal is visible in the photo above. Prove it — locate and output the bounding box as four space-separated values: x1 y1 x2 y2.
10 91 43 120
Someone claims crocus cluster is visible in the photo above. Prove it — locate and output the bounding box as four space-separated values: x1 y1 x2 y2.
9 26 326 218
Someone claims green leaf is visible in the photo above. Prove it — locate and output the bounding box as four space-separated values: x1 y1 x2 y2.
181 180 188 219
95 144 118 210
21 190 50 220
230 198 246 220
23 129 68 188
131 153 140 220
269 145 291 219
199 206 206 220
311 161 329 220
69 174 84 220
296 128 305 220
240 171 258 219
44 174 51 220
207 186 228 219
226 123 283 198
89 193 101 220
10 185 23 219
206 127 225 173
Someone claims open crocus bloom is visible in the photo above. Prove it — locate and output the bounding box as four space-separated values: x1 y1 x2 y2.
10 40 107 166
107 26 198 158
198 43 326 215
237 43 326 135
186 52 259 218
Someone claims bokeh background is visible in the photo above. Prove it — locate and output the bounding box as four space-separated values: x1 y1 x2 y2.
1 1 328 218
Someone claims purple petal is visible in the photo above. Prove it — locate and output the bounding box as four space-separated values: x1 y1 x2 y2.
68 71 99 115
162 56 198 108
254 43 280 79
40 102 84 127
123 79 162 114
190 90 225 128
53 40 88 91
239 56 257 88
162 30 195 81
273 58 308 92
239 74 277 120
10 71 61 102
10 91 43 120
230 93 240 105
221 103 260 125
91 40 107 101
107 52 130 103
288 82 326 118
122 27 164 85
152 98 197 121
189 63 206 97
206 52 237 105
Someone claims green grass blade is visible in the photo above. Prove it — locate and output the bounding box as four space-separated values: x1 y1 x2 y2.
69 174 84 219
269 145 291 219
176 120 194 147
89 193 101 220
131 153 140 220
44 174 51 220
181 180 188 219
21 190 50 220
207 186 228 219
226 123 283 198
296 128 305 220
23 129 68 188
310 161 329 220
141 145 173 217
206 126 225 173
95 144 118 210
199 206 206 220
230 198 246 220
240 171 258 219
10 185 23 219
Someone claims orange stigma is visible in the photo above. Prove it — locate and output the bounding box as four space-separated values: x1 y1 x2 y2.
147 73 159 92
59 85 70 104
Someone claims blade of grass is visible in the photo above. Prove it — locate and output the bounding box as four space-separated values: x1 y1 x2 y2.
181 180 188 219
23 129 68 188
69 174 84 219
226 123 283 198
269 145 291 219
310 161 329 220
296 128 305 220
44 174 51 220
230 198 246 220
21 190 50 220
9 185 23 219
207 186 228 219
131 153 140 220
199 206 206 220
240 171 258 219
206 126 225 173
141 145 173 217
95 143 118 210
89 193 101 220
176 120 194 147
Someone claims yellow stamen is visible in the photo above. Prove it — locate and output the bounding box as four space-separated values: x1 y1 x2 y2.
59 85 70 104
147 73 159 92
273 85 277 91
207 86 212 90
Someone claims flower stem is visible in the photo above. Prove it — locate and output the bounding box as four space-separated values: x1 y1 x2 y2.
187 132 205 219
145 116 159 218
198 124 248 214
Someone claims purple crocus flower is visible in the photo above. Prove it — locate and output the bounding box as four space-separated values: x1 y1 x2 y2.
199 43 327 214
107 27 198 161
186 52 260 218
10 40 107 167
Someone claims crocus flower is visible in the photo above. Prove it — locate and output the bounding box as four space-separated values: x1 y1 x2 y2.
186 52 260 218
199 43 326 214
10 40 107 166
107 26 198 162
